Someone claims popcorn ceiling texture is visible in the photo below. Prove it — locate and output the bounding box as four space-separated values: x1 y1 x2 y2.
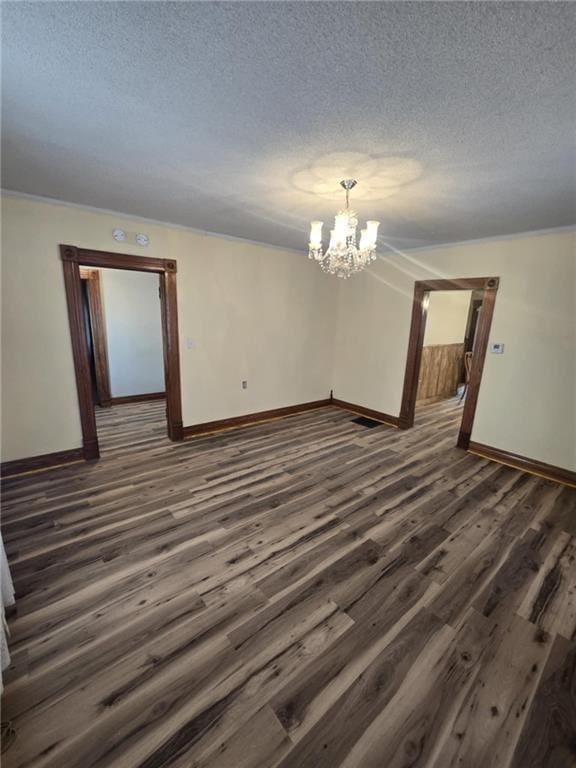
2 1 575 251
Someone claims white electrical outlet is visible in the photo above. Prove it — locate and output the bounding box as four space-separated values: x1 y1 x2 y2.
242 380 248 389
489 342 505 354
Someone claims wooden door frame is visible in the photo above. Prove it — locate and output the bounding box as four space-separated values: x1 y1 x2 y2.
79 268 112 407
61 245 183 460
398 276 499 449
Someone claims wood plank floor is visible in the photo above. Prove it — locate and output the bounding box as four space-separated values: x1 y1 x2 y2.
1 398 575 767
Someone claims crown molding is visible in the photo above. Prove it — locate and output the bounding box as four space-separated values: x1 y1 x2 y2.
0 189 304 257
382 223 576 256
3 188 574 257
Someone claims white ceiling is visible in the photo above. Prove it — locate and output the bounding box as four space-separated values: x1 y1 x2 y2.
2 1 575 252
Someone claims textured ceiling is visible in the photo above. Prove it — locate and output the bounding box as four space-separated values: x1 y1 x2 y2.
2 1 575 252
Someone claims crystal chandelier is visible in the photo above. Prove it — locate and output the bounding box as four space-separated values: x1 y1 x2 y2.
308 179 380 279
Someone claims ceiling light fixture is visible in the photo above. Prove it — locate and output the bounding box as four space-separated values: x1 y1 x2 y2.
308 180 380 279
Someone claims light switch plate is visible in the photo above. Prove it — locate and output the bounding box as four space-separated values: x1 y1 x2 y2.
489 342 505 354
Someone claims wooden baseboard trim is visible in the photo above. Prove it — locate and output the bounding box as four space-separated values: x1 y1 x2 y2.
1 447 86 479
331 398 400 428
110 392 166 405
182 399 333 438
468 441 576 488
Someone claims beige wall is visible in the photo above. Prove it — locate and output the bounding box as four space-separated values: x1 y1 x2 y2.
99 268 164 398
423 290 471 346
1 195 336 461
2 195 574 472
332 230 576 471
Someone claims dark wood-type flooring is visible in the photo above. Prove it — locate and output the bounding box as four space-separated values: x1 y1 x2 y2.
1 398 575 767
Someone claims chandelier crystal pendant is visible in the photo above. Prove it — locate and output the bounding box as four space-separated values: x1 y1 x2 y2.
308 179 380 279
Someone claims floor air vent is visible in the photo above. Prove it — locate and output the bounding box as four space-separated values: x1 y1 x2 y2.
352 416 382 429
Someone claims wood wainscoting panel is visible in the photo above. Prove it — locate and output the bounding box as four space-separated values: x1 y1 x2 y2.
416 343 464 403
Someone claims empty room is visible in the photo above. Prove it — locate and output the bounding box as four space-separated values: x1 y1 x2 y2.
1 2 575 766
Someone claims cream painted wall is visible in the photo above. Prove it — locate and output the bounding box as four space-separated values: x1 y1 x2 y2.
423 290 471 346
99 268 164 397
1 195 336 461
332 230 576 471
2 195 574 472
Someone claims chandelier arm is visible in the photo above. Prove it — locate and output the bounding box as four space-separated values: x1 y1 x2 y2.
308 179 379 278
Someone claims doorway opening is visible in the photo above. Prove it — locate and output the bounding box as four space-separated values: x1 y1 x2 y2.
61 245 183 460
399 277 499 449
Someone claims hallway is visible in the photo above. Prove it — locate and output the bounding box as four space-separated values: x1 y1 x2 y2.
95 399 168 455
